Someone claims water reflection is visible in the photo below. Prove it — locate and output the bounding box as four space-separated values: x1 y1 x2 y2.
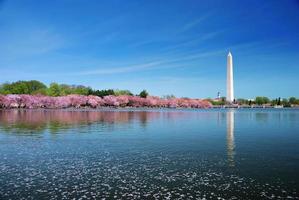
255 112 269 123
226 110 235 167
0 110 194 134
0 110 156 134
0 109 298 199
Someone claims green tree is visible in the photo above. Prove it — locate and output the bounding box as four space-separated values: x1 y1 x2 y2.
88 89 115 97
48 83 61 96
73 85 90 95
0 80 47 95
0 83 12 94
48 84 91 96
237 98 249 105
210 100 225 106
162 94 176 99
9 81 29 94
59 84 72 95
277 97 281 105
139 90 148 98
32 88 48 95
114 89 133 96
289 97 297 105
27 80 47 94
271 98 278 106
255 96 270 105
282 98 291 107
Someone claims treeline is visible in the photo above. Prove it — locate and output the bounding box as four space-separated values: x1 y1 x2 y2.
0 80 148 98
209 96 299 107
238 96 299 107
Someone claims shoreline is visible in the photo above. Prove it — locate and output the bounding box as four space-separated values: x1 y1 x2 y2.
1 106 299 112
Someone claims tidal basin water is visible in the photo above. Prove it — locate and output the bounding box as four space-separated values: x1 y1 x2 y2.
0 109 298 199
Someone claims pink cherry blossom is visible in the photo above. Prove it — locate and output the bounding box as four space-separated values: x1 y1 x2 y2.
0 94 212 109
116 95 129 107
104 95 119 107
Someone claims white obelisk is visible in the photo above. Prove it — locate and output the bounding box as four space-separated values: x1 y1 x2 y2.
227 51 234 103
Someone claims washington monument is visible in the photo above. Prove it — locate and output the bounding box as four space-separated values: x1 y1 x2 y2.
227 51 234 103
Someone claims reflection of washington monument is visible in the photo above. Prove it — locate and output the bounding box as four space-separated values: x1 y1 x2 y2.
227 110 235 167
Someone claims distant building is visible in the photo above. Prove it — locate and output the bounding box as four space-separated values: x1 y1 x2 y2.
213 92 222 102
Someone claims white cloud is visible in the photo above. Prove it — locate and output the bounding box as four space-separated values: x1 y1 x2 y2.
74 61 164 75
0 28 65 61
179 13 211 33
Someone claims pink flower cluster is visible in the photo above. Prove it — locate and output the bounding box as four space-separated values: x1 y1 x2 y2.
0 94 212 109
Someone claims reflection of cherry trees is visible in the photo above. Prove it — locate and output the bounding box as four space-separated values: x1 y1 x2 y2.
0 110 194 133
0 109 207 133
0 94 212 109
0 110 136 125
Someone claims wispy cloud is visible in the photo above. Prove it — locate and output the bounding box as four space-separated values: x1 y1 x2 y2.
73 61 164 75
179 13 211 33
1 38 275 79
126 13 213 50
161 30 225 53
5 48 224 78
70 49 225 76
0 28 65 61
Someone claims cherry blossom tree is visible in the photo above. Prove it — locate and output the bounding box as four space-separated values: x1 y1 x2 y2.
0 94 212 109
104 95 119 107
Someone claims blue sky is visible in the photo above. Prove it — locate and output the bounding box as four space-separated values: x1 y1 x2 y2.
0 0 299 98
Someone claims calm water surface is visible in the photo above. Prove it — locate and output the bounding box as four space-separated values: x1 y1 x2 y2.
0 109 298 199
